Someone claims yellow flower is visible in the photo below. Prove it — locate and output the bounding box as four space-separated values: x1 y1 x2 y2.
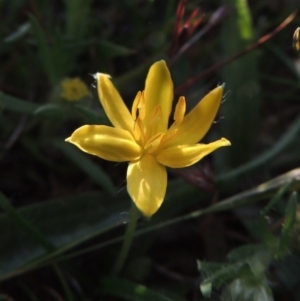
65 61 230 217
61 77 89 101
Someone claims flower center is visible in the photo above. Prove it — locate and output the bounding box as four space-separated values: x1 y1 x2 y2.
131 91 186 154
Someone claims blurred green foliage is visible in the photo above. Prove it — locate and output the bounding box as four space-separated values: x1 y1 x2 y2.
1 0 300 300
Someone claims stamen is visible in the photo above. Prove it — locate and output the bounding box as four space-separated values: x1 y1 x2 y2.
147 105 162 138
131 91 142 120
139 92 146 120
174 96 186 125
149 105 162 125
133 117 146 144
144 133 164 154
161 129 178 144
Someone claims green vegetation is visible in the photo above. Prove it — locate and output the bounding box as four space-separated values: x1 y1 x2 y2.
1 0 300 300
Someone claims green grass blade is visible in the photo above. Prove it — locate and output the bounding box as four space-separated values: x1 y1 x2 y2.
62 0 92 38
260 180 294 216
46 169 300 268
216 114 300 184
55 140 115 195
28 14 57 85
52 264 76 301
0 191 54 252
0 92 38 114
277 192 298 257
220 0 260 167
0 191 129 280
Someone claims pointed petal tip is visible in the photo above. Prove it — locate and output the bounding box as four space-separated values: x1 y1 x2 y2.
214 84 224 95
155 59 166 64
94 72 112 81
65 137 71 142
151 60 168 71
220 137 231 146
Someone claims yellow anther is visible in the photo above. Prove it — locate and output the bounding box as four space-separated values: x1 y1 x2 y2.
139 92 146 120
174 96 186 125
133 117 146 144
161 129 178 144
131 91 142 120
144 133 164 154
293 28 300 54
149 105 162 125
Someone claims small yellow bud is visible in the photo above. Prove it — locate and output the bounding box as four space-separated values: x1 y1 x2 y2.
61 77 89 102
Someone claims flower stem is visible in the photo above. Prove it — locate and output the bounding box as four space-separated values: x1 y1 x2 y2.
111 202 139 276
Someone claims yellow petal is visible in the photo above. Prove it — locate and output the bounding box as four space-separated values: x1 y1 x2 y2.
156 138 231 168
66 125 141 162
97 73 134 134
164 86 223 148
143 61 173 134
127 154 167 217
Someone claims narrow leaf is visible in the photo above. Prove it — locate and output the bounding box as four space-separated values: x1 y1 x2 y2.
0 191 129 280
261 180 293 216
55 140 115 195
34 104 62 116
0 191 53 252
0 92 38 114
28 14 57 85
216 115 300 184
220 0 260 167
277 192 298 257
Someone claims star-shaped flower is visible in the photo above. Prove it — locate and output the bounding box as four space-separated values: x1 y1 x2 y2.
66 61 230 217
